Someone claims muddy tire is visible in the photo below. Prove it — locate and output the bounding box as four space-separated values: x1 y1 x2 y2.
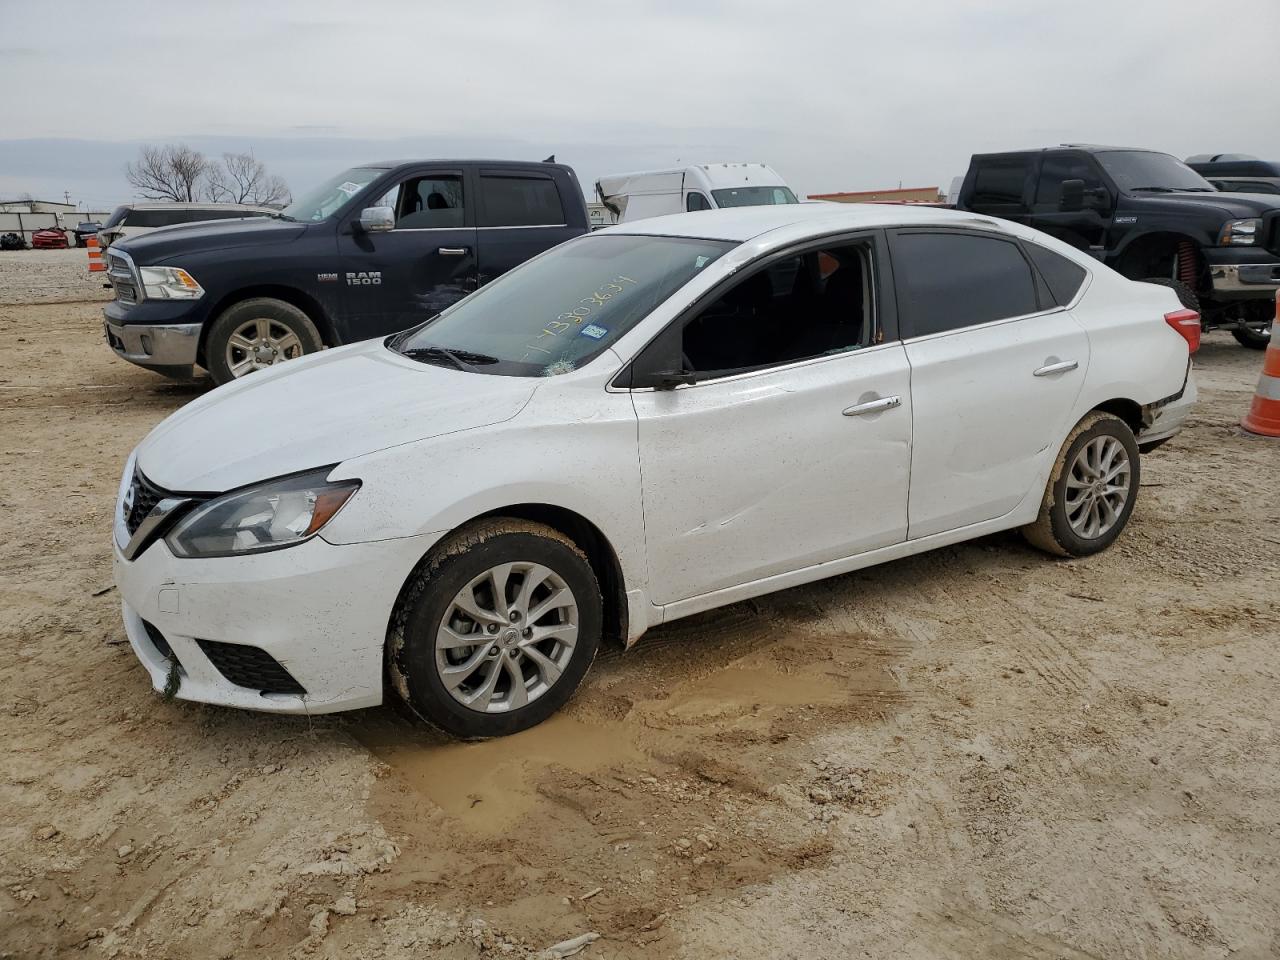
388 519 601 739
1022 412 1141 558
205 298 322 386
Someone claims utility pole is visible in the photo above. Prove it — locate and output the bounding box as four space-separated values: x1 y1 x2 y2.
64 190 72 205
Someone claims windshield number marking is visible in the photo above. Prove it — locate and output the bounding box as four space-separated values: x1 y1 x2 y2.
521 275 636 361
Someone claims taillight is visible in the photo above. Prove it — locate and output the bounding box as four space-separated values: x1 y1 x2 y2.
1165 308 1201 354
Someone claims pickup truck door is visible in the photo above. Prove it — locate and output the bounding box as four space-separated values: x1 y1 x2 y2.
1028 152 1113 256
473 169 584 287
335 168 478 341
888 228 1089 539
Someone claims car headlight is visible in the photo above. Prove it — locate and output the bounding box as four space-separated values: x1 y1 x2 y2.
139 265 205 300
1219 219 1261 246
165 468 359 559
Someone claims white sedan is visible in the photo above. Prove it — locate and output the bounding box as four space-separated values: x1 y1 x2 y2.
112 204 1198 737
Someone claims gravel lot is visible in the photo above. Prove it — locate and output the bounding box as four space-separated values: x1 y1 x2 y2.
2 278 1278 959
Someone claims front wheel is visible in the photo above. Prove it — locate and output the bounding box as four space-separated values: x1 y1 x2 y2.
204 298 323 385
388 520 602 739
1232 301 1274 349
1023 412 1140 558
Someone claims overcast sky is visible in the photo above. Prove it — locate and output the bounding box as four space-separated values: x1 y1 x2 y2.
2 0 1278 209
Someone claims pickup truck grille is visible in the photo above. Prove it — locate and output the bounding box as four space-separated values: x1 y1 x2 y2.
107 252 139 304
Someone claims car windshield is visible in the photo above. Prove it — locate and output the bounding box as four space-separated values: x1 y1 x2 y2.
279 166 385 222
1096 151 1215 193
392 233 736 377
711 185 799 207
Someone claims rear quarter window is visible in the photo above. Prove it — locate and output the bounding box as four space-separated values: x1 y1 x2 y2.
1024 242 1088 305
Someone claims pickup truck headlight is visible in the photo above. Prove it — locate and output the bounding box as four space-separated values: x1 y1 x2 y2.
165 469 359 558
1219 219 1261 246
139 265 205 300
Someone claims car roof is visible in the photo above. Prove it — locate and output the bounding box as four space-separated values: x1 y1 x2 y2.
123 201 272 210
360 159 569 171
599 202 1006 243
975 145 1161 158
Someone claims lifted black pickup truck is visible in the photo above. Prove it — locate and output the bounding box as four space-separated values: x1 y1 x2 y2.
956 145 1280 348
103 159 589 383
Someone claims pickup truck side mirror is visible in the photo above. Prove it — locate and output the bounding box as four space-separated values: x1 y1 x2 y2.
1060 179 1085 212
356 206 395 233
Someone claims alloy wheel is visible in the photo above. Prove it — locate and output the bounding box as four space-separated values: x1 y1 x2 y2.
434 562 579 713
225 317 304 377
1065 435 1131 539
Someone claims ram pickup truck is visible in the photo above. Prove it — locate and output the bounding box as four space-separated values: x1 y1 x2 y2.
956 145 1280 348
103 159 589 383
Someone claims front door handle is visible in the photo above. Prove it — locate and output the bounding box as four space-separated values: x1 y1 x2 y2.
843 395 901 417
438 246 469 256
1033 359 1079 377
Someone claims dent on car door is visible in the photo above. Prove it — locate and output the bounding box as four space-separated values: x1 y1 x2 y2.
629 235 912 606
889 229 1090 540
337 171 478 340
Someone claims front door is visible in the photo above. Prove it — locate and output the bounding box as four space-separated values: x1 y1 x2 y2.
630 236 912 605
889 228 1090 540
336 169 478 341
1029 152 1113 256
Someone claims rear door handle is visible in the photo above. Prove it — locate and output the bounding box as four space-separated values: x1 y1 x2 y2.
1033 359 1079 377
438 246 469 256
843 395 901 417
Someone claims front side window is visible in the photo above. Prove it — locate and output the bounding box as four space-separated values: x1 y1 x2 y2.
372 175 465 228
677 242 874 378
893 232 1039 337
1096 151 1215 193
1034 154 1107 208
280 166 385 222
392 234 734 376
479 175 565 227
686 192 712 212
710 186 798 208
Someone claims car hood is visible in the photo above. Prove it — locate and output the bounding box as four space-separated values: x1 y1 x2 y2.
136 339 539 492
117 217 305 263
1158 192 1280 218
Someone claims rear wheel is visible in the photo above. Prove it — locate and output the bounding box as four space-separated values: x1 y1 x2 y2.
388 520 602 739
1232 300 1274 349
1140 276 1199 313
1023 412 1140 558
205 298 323 385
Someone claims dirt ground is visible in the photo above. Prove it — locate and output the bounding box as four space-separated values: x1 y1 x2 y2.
2 278 1278 959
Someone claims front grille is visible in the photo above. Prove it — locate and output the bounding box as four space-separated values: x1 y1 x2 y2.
125 468 168 536
141 619 177 662
197 639 307 696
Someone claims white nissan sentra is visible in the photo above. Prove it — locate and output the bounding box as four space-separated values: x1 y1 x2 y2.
112 204 1198 738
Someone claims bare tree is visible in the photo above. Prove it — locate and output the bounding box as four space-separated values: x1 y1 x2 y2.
125 144 210 202
206 152 291 206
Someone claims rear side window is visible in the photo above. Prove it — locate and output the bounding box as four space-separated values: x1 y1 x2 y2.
892 232 1039 337
1024 242 1088 305
970 158 1030 209
479 175 565 227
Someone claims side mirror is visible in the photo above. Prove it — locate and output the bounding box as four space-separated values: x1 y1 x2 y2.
1084 186 1112 210
356 206 395 233
1060 179 1085 212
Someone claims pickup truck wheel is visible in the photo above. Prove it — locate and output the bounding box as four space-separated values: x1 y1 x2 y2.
1023 412 1140 558
388 520 601 739
1232 302 1273 349
205 298 322 385
1140 277 1199 313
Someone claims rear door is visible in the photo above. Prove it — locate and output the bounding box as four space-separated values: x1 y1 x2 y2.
889 228 1090 540
474 169 582 287
963 154 1033 225
335 167 478 340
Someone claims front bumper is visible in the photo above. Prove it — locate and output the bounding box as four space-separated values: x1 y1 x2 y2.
1205 248 1280 299
103 318 202 378
112 529 442 714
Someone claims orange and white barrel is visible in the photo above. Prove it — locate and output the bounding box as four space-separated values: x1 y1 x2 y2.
1241 291 1280 438
87 235 106 273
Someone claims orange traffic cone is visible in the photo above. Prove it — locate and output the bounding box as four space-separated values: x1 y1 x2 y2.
1241 291 1280 438
87 235 105 273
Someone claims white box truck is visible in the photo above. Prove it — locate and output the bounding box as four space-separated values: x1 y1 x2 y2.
595 163 797 224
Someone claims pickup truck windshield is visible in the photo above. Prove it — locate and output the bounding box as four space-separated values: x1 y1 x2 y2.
1097 152 1215 193
392 234 736 377
280 167 384 222
711 186 798 207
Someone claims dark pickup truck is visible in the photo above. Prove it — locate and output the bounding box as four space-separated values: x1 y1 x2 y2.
103 159 589 383
956 145 1280 348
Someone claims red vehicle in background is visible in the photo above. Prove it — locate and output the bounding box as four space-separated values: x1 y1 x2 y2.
31 228 70 249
